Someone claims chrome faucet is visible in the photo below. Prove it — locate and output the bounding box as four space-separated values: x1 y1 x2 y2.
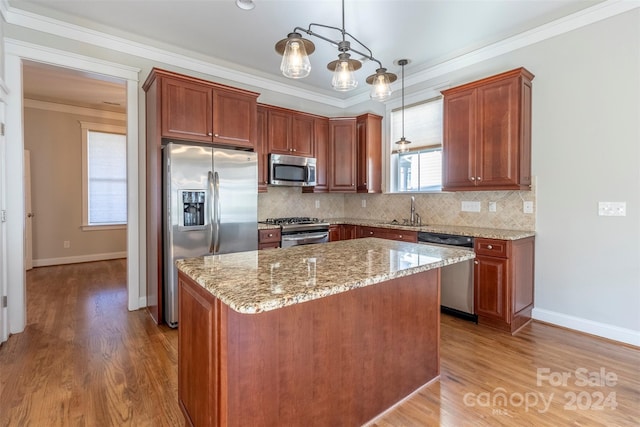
410 196 416 225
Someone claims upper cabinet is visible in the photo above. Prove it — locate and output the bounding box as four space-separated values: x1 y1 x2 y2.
442 67 534 191
256 106 269 193
356 113 382 193
329 118 357 192
148 68 258 150
266 106 314 157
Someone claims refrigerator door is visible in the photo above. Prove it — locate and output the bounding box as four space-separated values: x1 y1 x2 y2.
163 143 214 327
213 148 258 254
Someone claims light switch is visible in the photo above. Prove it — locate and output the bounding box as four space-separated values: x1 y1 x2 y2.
488 202 497 212
598 202 626 216
461 201 481 212
315 200 320 209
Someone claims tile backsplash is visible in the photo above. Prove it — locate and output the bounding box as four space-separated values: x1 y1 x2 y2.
259 180 536 231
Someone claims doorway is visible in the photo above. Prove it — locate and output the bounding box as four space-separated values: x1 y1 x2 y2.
3 40 141 337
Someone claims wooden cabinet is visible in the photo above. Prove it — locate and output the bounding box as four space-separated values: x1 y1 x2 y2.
267 107 314 157
474 237 535 333
357 226 418 243
329 118 357 192
143 68 259 324
257 106 269 192
309 118 330 192
158 72 257 149
356 114 382 193
329 224 357 242
442 67 534 191
258 228 281 250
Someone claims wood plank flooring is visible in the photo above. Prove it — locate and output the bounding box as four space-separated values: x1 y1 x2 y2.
1 260 639 426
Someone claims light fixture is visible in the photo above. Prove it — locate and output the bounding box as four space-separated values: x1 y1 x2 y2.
235 0 255 10
274 0 396 100
395 59 411 153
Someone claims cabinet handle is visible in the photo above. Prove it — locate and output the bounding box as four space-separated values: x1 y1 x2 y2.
363 182 367 185
487 245 493 250
474 260 479 265
369 231 374 235
208 132 213 136
477 176 482 181
214 133 219 137
399 235 403 238
268 233 273 237
470 177 475 181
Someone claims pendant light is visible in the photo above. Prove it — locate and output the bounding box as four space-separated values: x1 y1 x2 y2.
395 59 411 152
275 0 396 100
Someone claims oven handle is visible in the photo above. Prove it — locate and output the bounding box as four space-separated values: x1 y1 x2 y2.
282 233 328 241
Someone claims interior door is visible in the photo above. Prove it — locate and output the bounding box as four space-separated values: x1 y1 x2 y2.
24 149 33 271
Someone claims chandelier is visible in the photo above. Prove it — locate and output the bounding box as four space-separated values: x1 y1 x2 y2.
274 0 397 101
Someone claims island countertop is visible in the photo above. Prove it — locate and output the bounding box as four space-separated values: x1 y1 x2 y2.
176 238 474 314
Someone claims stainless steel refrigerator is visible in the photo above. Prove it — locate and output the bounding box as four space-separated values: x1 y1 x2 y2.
163 142 257 328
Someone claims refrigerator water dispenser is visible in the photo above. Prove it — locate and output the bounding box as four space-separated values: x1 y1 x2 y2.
180 190 206 227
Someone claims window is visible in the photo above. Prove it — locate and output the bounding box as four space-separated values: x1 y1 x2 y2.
390 97 443 192
80 122 127 229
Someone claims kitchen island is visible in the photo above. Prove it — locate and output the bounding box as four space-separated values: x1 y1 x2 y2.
176 238 475 427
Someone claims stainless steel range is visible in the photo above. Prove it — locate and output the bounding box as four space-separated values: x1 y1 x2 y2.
262 217 330 248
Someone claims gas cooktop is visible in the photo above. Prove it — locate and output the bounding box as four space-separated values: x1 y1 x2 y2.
262 217 324 225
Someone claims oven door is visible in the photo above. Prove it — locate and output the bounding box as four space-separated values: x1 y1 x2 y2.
281 231 329 248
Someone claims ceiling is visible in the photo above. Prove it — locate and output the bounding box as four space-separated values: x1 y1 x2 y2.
14 0 603 109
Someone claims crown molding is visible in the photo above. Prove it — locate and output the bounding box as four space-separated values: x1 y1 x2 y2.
0 0 9 22
24 98 127 121
4 5 347 109
5 1 638 109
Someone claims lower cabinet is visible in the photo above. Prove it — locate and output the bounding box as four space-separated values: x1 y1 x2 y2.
329 224 357 242
258 229 280 250
357 226 418 243
474 237 535 333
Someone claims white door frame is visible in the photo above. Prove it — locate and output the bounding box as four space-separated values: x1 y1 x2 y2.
4 39 141 334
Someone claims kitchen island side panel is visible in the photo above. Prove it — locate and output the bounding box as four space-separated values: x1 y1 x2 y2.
178 269 441 426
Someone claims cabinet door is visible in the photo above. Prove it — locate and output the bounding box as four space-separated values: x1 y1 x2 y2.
329 119 357 192
442 88 476 190
267 110 292 154
356 114 382 193
257 107 269 192
341 225 357 240
161 77 213 142
329 225 341 242
211 89 256 149
313 118 330 192
474 256 509 322
475 77 520 188
291 114 314 157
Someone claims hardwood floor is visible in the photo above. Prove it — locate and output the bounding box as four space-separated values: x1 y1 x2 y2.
0 260 184 426
1 260 639 426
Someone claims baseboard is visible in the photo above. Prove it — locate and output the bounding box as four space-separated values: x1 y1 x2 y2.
532 308 640 347
32 251 127 267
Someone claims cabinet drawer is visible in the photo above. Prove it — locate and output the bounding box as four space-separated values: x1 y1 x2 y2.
475 238 508 258
258 229 281 244
358 226 417 243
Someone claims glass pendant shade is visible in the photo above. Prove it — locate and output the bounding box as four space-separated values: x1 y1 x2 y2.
396 137 411 152
331 59 358 91
280 38 312 79
369 73 392 101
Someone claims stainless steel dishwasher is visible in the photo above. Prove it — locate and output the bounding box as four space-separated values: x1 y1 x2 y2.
418 232 477 322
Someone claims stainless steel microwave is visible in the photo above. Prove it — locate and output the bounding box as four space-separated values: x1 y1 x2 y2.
269 153 317 187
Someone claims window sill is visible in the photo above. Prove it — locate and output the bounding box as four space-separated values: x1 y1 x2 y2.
82 224 127 232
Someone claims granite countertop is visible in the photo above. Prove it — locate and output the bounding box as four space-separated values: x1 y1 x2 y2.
326 218 535 240
176 238 475 314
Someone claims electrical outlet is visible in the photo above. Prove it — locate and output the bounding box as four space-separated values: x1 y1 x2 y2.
523 201 534 214
315 200 320 209
361 199 366 208
461 201 481 212
63 240 71 248
488 202 497 212
598 202 626 216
